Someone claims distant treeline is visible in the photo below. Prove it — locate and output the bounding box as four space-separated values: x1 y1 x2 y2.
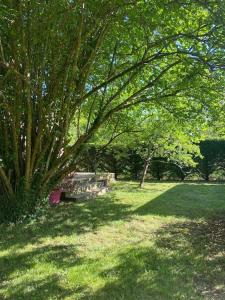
78 140 225 181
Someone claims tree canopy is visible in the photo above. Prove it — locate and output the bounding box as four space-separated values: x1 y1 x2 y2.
0 0 224 220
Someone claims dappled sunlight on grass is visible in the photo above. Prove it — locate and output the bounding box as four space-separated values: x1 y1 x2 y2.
78 219 225 300
1 182 225 299
0 194 132 251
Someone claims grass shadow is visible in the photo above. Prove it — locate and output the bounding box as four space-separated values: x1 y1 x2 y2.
135 183 225 219
0 193 132 251
1 275 84 300
80 216 225 300
0 243 99 299
1 182 225 299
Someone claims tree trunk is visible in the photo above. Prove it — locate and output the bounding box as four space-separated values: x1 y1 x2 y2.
205 174 209 181
156 170 161 181
114 162 118 180
139 159 150 188
180 169 186 181
133 171 138 181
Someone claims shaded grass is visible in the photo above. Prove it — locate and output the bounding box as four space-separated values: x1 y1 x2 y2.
0 182 225 299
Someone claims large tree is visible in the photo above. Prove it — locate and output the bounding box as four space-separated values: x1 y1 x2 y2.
0 0 224 219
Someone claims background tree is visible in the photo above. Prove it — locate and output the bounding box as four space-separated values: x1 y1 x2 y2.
198 140 225 180
127 112 203 187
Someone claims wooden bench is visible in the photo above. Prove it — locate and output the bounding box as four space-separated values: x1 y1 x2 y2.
50 172 115 203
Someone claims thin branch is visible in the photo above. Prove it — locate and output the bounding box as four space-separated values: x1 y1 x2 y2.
82 51 180 100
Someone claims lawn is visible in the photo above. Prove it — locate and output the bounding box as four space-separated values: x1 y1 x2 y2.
1 182 225 300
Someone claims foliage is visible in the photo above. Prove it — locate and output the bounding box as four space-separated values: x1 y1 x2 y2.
83 107 205 184
198 139 225 180
79 138 225 181
0 0 224 219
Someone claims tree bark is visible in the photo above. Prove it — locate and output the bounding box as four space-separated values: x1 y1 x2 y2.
139 159 150 188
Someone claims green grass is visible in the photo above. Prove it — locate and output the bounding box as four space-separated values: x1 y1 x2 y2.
1 181 225 299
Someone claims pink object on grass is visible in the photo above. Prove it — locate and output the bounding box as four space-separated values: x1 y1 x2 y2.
49 188 62 205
